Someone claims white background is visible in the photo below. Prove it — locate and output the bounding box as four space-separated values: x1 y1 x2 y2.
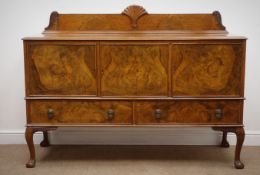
0 0 259 145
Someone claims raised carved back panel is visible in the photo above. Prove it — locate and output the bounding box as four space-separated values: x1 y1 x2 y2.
45 6 225 31
46 13 224 31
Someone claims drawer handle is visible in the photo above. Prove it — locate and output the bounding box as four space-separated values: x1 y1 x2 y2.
47 108 54 119
155 109 161 119
215 109 222 120
107 109 115 120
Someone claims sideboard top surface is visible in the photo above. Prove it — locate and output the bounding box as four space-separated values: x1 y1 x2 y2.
23 5 246 41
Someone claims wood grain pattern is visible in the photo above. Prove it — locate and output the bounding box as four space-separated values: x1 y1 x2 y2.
57 15 132 31
172 44 243 96
138 14 224 30
135 100 241 124
29 100 132 124
29 44 97 95
100 44 168 96
46 13 225 31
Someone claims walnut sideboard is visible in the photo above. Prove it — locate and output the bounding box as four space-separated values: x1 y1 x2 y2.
23 5 247 168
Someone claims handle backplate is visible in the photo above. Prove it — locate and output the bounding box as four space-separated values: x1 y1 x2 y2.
154 109 161 119
47 108 54 119
107 109 115 120
215 109 222 120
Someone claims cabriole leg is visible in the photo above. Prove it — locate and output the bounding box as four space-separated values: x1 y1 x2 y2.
212 126 245 169
40 131 50 147
25 127 36 168
212 127 230 147
25 127 57 168
221 131 230 148
234 127 245 169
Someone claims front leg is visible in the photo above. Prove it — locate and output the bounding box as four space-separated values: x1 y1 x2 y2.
25 127 36 168
234 127 245 169
25 127 57 168
212 126 245 169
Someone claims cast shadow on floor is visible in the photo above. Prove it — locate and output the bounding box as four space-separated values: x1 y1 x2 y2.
38 145 233 163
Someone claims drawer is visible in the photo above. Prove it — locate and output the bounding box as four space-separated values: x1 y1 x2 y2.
27 44 97 95
28 100 132 124
135 100 242 124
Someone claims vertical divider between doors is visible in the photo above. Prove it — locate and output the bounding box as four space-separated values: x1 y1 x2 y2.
96 41 101 97
168 43 172 97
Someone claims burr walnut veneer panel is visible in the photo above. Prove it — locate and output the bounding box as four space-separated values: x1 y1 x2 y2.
172 44 243 96
28 100 132 124
135 100 242 124
100 44 168 96
28 44 96 95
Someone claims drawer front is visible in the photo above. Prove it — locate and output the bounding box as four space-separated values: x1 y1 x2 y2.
27 44 97 95
28 100 132 124
100 44 168 96
172 44 243 96
135 101 242 124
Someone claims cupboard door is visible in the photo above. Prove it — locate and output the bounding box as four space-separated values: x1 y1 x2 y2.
100 44 168 96
28 44 97 95
172 44 243 96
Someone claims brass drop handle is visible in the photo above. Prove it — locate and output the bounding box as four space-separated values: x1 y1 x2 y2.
215 109 222 120
107 109 115 120
47 108 54 119
155 109 162 119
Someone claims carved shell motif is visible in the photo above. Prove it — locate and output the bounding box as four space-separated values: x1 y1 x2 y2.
122 5 148 29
